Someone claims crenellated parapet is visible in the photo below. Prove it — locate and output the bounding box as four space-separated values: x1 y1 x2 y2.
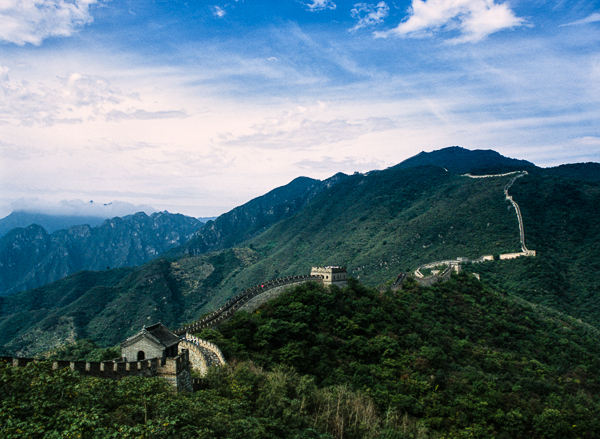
0 356 159 379
1 352 192 393
183 333 226 366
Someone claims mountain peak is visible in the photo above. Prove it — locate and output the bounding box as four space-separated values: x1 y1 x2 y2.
394 146 537 175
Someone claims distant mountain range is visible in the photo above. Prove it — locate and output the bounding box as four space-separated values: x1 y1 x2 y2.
1 146 599 355
0 212 204 295
0 211 108 237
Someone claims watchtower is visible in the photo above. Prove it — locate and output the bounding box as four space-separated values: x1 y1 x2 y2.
121 322 181 365
311 266 348 287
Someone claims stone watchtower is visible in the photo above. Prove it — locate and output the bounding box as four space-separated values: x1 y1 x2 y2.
311 266 348 287
121 322 181 365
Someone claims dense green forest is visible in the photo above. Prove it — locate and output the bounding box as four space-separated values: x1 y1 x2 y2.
4 276 600 438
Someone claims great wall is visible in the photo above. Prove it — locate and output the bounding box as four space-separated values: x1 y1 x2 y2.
1 171 536 391
412 171 536 286
0 268 349 392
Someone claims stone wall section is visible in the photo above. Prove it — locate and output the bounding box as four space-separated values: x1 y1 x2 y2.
1 352 193 393
173 275 323 335
237 281 310 313
156 349 193 393
1 356 160 380
178 339 208 376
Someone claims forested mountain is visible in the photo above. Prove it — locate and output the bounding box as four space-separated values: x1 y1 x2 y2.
393 146 537 174
1 147 599 357
0 248 257 355
169 173 348 257
0 211 204 295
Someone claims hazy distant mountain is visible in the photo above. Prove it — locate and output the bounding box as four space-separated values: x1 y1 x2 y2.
0 211 106 237
0 211 204 296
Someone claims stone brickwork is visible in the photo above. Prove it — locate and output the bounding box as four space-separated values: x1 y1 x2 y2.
237 281 311 313
156 349 193 393
178 339 208 376
121 322 180 365
122 337 165 363
1 356 159 380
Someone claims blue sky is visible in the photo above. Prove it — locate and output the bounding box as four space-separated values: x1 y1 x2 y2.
0 0 599 217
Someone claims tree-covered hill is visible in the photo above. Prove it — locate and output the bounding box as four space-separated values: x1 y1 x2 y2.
169 173 348 258
234 165 521 287
4 276 600 438
392 146 537 175
2 147 599 356
0 248 261 356
197 275 600 438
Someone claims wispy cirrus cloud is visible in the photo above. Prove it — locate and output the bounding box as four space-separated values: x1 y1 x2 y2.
560 12 600 27
221 105 396 150
0 0 99 46
349 2 389 32
305 0 336 12
105 109 189 122
376 0 526 43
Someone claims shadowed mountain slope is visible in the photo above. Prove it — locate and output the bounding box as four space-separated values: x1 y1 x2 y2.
393 146 537 174
0 248 261 355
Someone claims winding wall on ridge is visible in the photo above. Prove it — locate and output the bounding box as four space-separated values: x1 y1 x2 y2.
173 275 323 336
413 171 535 286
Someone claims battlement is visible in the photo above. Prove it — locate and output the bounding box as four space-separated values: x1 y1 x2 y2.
0 353 192 393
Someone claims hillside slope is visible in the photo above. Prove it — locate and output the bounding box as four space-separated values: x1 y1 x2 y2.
170 174 348 257
5 275 600 438
2 147 599 355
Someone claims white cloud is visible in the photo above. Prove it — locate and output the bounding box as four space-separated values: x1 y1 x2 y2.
211 6 226 17
350 2 389 32
560 12 600 27
377 0 525 43
0 69 188 126
8 198 157 217
0 0 99 46
305 0 336 11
